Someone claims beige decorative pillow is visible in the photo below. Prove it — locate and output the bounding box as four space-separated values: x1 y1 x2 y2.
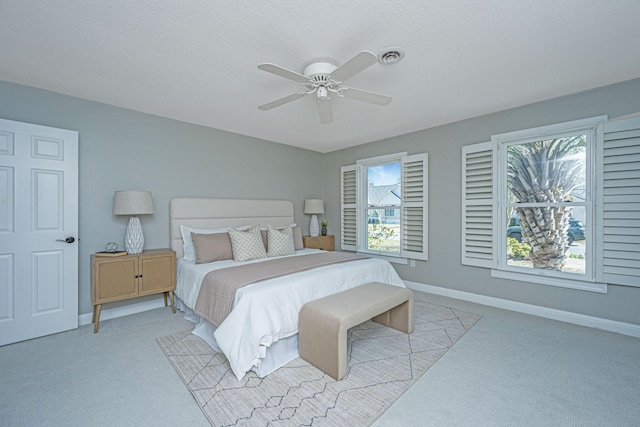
267 224 295 257
180 225 228 261
228 225 268 262
292 225 304 250
191 232 234 264
261 224 303 251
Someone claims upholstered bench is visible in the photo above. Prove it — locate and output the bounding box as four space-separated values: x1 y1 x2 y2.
298 282 414 380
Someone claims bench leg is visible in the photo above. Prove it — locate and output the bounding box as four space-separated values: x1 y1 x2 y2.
299 307 347 381
372 297 414 333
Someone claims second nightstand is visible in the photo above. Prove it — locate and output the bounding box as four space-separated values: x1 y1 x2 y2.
302 235 334 251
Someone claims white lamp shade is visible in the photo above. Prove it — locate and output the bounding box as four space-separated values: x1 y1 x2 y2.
304 199 323 237
304 199 324 214
113 191 154 215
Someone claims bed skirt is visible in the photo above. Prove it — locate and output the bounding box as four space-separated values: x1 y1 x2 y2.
176 297 300 378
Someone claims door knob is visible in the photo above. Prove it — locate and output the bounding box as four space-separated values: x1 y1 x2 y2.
56 237 76 244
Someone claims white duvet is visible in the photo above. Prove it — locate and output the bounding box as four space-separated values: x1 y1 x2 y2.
176 249 405 380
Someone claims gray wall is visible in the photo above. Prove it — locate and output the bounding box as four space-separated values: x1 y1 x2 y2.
2 78 639 325
324 78 640 325
0 81 324 315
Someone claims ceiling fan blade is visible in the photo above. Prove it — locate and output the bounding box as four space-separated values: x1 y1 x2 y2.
317 98 333 124
258 92 306 110
340 87 392 106
258 63 309 83
330 51 378 83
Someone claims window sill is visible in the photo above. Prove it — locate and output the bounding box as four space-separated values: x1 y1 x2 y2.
491 269 607 293
357 252 408 265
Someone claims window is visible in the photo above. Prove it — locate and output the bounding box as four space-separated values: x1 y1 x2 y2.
462 116 640 291
341 152 428 261
495 117 603 291
366 162 401 254
497 120 595 285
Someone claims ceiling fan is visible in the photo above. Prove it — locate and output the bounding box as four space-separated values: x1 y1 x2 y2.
257 51 392 124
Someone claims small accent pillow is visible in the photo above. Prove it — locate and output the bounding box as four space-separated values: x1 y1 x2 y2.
191 232 234 264
228 225 268 262
267 224 295 257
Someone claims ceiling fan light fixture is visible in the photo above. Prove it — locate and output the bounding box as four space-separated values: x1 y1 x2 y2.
378 47 405 65
316 86 329 101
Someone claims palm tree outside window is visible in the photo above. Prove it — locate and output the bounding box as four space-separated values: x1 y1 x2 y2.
493 116 605 286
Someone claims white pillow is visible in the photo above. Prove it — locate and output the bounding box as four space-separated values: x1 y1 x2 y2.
179 225 227 261
267 224 295 257
228 225 268 262
260 223 296 231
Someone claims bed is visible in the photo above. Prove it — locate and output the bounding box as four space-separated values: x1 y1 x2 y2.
169 197 406 380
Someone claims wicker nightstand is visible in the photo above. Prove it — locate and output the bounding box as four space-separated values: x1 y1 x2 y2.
302 235 334 251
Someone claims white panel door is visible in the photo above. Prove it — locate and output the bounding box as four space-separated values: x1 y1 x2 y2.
0 118 78 346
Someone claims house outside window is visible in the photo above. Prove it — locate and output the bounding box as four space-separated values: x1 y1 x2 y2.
366 162 401 254
341 152 428 262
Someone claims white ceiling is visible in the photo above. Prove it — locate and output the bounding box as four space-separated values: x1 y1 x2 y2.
2 1 640 153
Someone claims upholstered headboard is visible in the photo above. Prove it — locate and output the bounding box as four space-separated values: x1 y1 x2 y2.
169 198 295 259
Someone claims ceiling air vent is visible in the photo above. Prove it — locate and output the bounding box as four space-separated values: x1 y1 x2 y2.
378 48 405 65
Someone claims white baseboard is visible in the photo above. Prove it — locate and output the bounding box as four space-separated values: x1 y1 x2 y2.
405 281 640 339
79 281 640 339
78 299 168 326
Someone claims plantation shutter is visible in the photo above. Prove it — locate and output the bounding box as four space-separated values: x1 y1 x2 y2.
341 164 359 252
461 142 494 268
401 153 428 260
601 118 640 287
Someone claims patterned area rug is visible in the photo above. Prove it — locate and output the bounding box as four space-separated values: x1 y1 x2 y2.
157 300 481 426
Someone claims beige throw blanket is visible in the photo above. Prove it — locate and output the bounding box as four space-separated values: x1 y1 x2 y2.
194 252 368 327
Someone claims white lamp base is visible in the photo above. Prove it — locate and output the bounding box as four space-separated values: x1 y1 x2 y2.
124 216 144 254
309 214 320 237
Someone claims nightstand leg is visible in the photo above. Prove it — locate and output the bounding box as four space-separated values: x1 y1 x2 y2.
169 291 176 314
163 292 168 307
93 304 102 333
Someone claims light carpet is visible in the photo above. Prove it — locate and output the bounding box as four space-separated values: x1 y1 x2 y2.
156 301 481 426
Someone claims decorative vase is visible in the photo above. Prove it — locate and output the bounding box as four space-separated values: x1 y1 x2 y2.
321 227 327 236
309 214 320 237
124 216 144 254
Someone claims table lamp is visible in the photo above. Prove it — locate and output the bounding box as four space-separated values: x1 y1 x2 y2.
113 190 154 254
304 199 324 237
